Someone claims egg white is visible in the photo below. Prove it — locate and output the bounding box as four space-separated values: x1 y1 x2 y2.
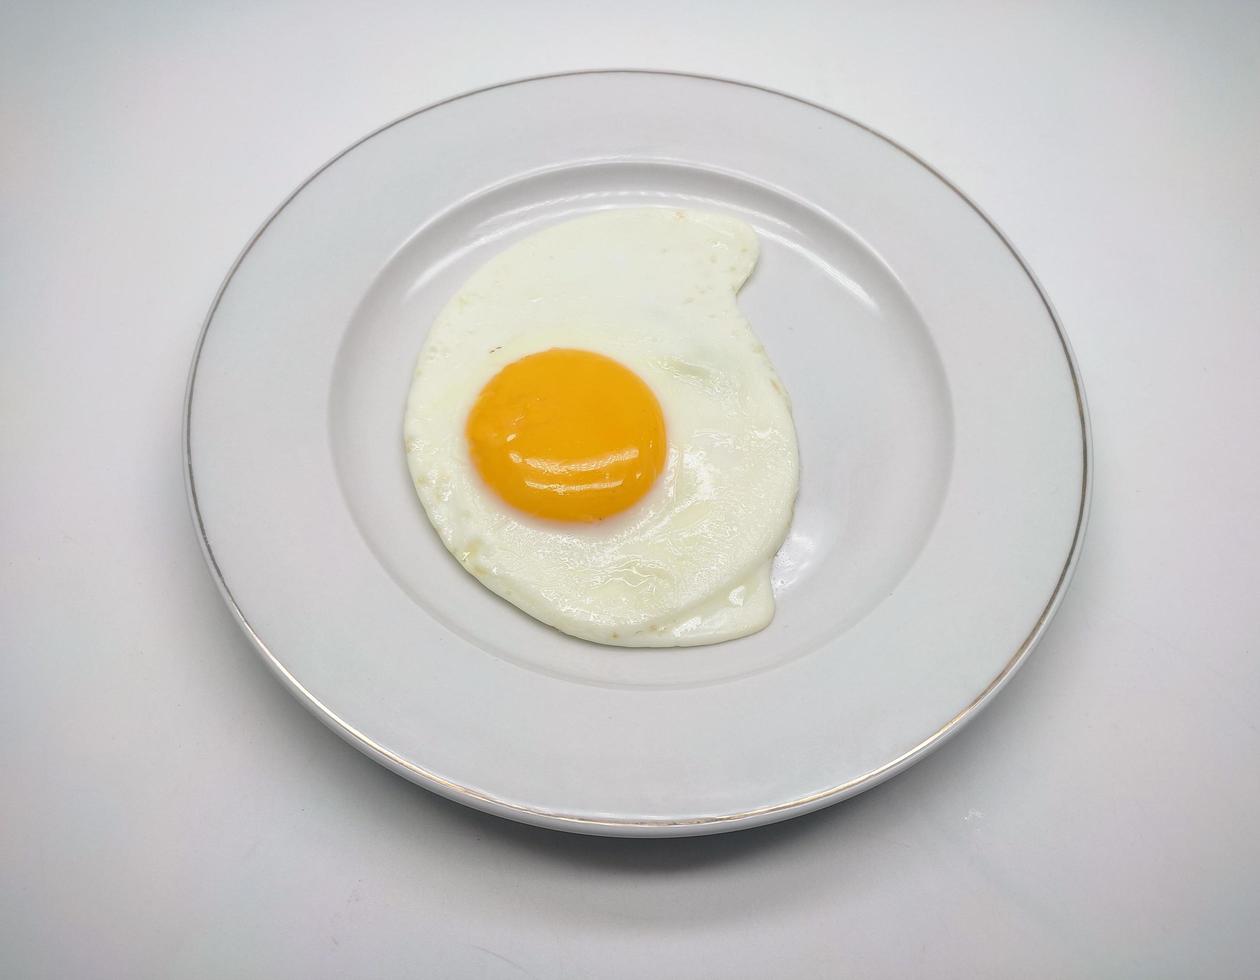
403 208 798 647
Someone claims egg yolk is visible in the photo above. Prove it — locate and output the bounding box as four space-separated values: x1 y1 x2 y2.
466 348 667 522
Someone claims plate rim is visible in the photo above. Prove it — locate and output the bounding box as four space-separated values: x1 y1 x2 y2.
183 69 1093 836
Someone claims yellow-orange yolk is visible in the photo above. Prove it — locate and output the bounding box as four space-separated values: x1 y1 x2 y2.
466 348 667 522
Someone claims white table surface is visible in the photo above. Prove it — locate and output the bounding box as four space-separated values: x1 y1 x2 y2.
4 2 1258 976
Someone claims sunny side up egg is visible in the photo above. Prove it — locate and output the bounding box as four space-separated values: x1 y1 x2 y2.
403 208 799 647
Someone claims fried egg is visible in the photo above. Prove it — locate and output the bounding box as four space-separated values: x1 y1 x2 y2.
403 208 798 646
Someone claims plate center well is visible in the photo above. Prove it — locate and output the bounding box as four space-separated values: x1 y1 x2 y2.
330 160 953 688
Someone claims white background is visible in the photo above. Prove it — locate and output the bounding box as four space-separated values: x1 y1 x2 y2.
4 1 1258 976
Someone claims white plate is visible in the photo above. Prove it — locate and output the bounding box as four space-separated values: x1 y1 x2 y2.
185 71 1090 836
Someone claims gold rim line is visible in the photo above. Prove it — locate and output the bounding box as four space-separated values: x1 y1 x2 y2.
182 69 1092 834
